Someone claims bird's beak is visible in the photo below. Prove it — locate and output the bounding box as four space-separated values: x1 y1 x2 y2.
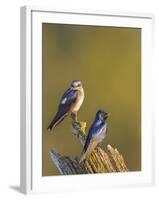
104 112 110 119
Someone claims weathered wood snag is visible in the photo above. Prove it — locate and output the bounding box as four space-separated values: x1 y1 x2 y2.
50 118 129 175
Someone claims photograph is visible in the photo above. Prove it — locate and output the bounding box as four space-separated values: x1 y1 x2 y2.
42 23 141 176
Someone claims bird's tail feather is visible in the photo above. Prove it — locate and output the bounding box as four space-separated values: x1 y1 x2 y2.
79 140 98 163
79 152 87 163
47 113 65 131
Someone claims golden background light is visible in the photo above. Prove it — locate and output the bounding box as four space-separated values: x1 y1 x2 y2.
42 23 141 176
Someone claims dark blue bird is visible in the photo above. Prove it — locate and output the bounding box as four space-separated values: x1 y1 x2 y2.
79 110 109 163
47 80 84 131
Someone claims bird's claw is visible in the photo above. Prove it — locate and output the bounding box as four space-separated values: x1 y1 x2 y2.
71 112 78 122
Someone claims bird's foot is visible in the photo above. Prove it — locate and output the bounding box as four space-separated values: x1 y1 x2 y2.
71 112 78 122
70 113 86 131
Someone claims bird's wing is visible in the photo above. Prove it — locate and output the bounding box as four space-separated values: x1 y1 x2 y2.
47 88 78 130
79 135 99 163
80 124 106 163
83 122 106 152
58 88 79 114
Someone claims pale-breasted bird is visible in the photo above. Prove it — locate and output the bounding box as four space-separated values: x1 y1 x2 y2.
47 80 84 131
79 110 109 163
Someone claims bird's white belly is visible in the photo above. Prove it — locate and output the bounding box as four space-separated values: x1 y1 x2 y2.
72 90 84 112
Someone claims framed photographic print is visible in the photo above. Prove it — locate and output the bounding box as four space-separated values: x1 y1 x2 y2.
20 6 154 194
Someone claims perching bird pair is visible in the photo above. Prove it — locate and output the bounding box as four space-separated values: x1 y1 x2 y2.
47 80 109 163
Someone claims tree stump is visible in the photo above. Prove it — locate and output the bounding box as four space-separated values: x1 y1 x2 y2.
50 118 129 175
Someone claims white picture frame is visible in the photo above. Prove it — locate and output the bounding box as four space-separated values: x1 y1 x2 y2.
20 5 154 194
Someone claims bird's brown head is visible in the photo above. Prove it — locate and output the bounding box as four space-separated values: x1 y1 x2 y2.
71 80 82 89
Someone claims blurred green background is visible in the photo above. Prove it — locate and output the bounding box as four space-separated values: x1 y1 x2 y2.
42 23 141 176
